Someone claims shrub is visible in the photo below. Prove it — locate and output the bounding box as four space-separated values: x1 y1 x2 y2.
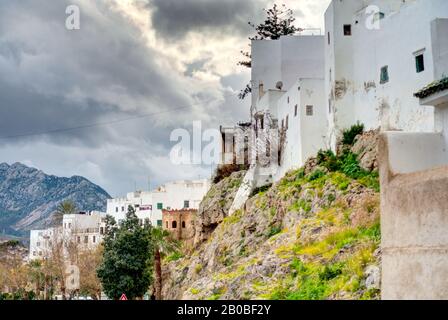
342 123 364 146
213 164 248 184
308 169 326 182
266 225 283 238
165 252 184 262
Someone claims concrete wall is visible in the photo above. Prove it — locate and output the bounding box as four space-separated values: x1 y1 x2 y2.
380 132 448 299
252 35 325 111
431 18 448 79
325 0 448 151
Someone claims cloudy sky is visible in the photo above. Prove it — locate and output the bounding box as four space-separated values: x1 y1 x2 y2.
0 0 330 197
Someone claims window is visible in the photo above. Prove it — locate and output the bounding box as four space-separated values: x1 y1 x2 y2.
37 242 41 247
260 117 264 130
416 54 425 73
77 236 81 244
115 207 118 213
182 221 186 228
93 236 96 243
380 66 389 84
100 227 104 235
184 200 190 208
286 115 289 130
157 203 163 210
344 24 352 36
84 236 88 244
157 220 162 227
68 223 71 229
306 105 314 116
294 105 298 117
64 223 66 229
374 12 385 22
329 100 332 114
172 221 177 229
328 32 331 45
287 96 290 104
165 221 168 228
121 206 125 212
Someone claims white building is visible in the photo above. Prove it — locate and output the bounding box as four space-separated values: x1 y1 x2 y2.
106 179 211 227
325 0 448 150
29 211 106 261
224 0 448 215
251 34 328 181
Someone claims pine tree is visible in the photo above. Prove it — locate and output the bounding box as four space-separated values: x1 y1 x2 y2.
238 4 302 99
97 206 153 300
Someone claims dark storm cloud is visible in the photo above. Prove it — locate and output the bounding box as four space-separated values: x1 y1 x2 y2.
0 0 194 147
149 0 268 39
0 0 252 195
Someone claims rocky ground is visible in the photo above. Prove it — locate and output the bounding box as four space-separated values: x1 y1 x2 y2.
163 131 381 300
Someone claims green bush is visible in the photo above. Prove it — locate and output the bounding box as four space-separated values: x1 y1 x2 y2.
308 169 326 182
266 225 282 238
342 123 364 146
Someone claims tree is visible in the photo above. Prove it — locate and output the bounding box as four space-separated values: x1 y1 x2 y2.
97 206 153 300
78 246 103 300
238 4 302 99
150 227 179 300
52 200 78 225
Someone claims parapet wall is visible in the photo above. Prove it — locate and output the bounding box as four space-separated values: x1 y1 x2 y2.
380 132 448 299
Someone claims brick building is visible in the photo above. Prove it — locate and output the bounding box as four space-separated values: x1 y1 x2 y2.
162 209 196 245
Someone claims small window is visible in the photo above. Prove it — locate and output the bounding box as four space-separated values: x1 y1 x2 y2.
416 54 425 73
287 96 290 104
115 207 118 213
286 115 289 130
344 24 352 36
84 236 88 244
100 227 104 235
37 242 41 247
374 12 385 22
77 236 80 243
328 100 332 114
172 221 177 229
68 223 71 229
165 221 168 228
184 200 190 208
294 105 298 117
380 66 389 84
121 206 125 212
93 236 96 243
157 203 163 210
182 221 186 228
260 117 264 130
157 220 162 227
306 105 314 116
281 119 284 130
328 32 331 45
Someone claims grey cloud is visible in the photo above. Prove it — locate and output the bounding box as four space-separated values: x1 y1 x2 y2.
149 0 268 39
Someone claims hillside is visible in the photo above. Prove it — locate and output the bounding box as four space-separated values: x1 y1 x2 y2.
0 162 111 237
163 131 381 300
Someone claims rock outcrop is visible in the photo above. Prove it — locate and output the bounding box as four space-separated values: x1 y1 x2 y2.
163 131 381 300
193 171 246 246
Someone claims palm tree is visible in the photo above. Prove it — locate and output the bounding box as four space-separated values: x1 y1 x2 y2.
150 227 179 300
52 200 77 225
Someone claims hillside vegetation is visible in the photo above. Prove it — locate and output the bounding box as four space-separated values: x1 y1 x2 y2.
163 130 381 300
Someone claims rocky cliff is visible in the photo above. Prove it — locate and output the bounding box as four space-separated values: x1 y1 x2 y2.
163 131 381 300
0 162 111 237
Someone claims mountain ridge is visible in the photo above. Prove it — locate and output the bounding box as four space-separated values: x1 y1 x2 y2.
0 162 111 237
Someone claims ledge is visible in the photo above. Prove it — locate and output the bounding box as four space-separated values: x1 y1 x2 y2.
414 77 448 100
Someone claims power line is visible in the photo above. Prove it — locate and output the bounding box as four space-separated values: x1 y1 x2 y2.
0 92 241 140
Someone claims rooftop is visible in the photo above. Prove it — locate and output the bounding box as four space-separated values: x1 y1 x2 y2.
414 77 448 99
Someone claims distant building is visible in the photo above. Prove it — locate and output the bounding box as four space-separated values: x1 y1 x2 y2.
162 208 196 246
29 211 106 261
106 179 210 227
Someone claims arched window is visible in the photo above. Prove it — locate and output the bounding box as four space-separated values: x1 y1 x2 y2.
182 221 186 228
172 221 177 229
165 221 168 228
